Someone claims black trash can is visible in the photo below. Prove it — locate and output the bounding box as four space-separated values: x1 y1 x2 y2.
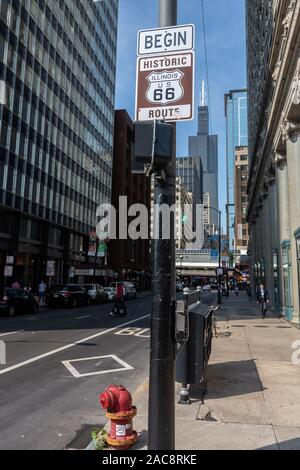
176 302 213 385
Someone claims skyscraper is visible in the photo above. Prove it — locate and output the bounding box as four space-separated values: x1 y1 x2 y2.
176 156 202 205
189 81 218 231
224 89 248 249
0 0 118 286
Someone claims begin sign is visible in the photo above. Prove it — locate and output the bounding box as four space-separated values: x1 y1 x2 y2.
136 24 195 123
138 24 194 56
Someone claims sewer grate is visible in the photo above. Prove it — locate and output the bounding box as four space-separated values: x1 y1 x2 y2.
277 326 293 329
253 325 269 328
231 325 246 328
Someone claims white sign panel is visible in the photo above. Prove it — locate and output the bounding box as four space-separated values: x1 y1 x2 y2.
138 24 194 56
4 266 13 277
6 256 14 265
46 260 55 277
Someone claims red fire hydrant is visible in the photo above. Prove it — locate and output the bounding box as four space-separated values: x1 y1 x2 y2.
100 385 138 449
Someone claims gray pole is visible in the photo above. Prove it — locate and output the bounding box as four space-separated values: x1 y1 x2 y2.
218 210 222 304
148 0 177 451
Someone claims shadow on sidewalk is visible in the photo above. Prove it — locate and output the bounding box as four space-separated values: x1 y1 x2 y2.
189 359 264 401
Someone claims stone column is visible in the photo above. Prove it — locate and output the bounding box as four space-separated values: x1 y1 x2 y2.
285 122 300 324
262 187 273 303
268 175 279 309
275 152 290 312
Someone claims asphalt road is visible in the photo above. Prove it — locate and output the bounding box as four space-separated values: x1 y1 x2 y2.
0 295 152 450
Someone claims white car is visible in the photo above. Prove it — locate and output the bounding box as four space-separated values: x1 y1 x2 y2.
103 287 115 302
82 284 108 304
110 282 137 300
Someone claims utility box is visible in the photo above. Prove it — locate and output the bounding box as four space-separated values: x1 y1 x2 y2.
133 121 174 167
176 302 213 385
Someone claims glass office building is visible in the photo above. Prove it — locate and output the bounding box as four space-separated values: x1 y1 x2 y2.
225 89 248 250
176 156 202 205
0 0 118 285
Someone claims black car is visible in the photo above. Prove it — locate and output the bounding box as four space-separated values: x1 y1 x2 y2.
0 288 39 316
46 284 91 308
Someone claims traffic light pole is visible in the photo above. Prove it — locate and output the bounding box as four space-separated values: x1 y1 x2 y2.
148 0 177 451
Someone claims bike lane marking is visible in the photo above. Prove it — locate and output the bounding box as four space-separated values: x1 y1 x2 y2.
0 330 24 338
0 314 150 376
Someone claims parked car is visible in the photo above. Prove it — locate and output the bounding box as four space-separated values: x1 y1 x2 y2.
109 282 137 300
46 284 91 308
103 287 115 302
82 284 108 304
0 288 39 316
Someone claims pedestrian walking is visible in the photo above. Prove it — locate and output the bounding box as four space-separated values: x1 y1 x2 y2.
235 285 239 296
256 283 269 319
110 282 127 316
38 280 47 304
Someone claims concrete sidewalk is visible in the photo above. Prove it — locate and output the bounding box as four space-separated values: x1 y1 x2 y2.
132 293 300 450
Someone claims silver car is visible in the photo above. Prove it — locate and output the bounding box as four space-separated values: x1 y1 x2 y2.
82 284 108 304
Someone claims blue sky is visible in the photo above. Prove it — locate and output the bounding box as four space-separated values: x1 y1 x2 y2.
115 0 247 230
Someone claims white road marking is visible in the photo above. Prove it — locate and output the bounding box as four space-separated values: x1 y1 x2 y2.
0 314 150 376
115 327 150 338
135 328 150 338
76 315 90 320
62 354 134 378
0 330 24 338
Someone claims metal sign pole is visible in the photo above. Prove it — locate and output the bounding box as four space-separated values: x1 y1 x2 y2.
148 0 177 451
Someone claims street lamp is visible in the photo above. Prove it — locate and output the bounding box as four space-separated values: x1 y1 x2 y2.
204 206 222 305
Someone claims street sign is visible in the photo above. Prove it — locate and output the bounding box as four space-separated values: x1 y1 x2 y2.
137 24 195 56
4 266 13 277
46 260 55 277
6 256 14 265
136 52 194 122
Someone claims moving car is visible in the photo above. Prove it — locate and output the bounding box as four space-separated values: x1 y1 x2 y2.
0 288 39 316
109 282 137 300
82 284 108 304
46 284 91 308
103 287 115 302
